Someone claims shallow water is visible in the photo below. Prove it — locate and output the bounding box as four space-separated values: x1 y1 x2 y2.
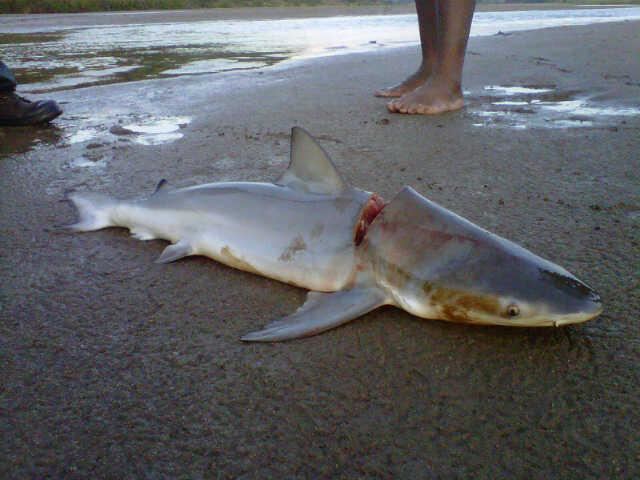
2 7 639 93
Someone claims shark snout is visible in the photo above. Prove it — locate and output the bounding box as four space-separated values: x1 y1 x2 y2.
587 290 603 315
529 267 602 325
552 290 603 326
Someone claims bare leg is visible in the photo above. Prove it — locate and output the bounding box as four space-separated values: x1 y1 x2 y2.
374 0 437 98
388 0 475 115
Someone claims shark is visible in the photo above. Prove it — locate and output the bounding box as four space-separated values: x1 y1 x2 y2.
67 127 602 341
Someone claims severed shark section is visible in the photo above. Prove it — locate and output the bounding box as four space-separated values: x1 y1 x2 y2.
67 127 602 341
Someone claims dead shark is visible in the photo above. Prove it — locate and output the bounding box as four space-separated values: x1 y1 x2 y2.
67 127 602 341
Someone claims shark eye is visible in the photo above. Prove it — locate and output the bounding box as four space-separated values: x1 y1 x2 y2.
506 304 520 318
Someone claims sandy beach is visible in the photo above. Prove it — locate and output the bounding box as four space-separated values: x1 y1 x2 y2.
1 14 639 479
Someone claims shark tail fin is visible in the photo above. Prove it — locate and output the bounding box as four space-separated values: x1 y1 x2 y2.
66 192 118 232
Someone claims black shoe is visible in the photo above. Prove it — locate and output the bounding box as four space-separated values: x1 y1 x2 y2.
0 91 63 126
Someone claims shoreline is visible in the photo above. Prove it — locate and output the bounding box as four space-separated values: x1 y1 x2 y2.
1 20 639 479
4 5 640 95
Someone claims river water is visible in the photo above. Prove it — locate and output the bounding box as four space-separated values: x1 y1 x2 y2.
1 6 639 92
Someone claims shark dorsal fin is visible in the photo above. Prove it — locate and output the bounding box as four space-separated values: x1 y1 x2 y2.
153 178 169 195
275 127 347 195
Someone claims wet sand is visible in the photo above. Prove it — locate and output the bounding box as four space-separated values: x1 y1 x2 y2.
1 18 639 479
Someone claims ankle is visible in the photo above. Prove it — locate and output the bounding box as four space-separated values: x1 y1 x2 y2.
428 73 462 93
416 61 433 76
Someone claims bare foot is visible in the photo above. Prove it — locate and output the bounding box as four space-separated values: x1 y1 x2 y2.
387 77 464 115
374 67 431 98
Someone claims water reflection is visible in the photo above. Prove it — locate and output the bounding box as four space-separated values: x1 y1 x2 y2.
0 124 63 157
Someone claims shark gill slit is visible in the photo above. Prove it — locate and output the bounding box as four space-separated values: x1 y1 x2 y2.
354 193 386 246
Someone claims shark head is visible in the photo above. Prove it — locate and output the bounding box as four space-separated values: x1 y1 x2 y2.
361 187 602 327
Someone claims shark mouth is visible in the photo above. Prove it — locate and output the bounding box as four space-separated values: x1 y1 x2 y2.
354 193 386 246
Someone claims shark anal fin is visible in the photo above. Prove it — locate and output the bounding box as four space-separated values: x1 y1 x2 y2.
155 240 193 264
275 127 347 195
241 287 388 342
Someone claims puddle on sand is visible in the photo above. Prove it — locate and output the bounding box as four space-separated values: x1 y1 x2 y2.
471 85 638 130
59 114 192 169
552 119 595 128
65 115 191 148
538 100 640 117
71 155 108 168
119 117 191 135
68 128 100 144
492 101 530 106
117 116 191 145
133 132 184 146
484 85 554 96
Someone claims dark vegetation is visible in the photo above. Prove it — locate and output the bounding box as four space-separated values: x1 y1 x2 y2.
3 0 336 14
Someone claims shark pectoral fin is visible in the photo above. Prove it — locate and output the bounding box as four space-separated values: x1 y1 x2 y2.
155 240 193 264
241 287 388 342
275 127 348 195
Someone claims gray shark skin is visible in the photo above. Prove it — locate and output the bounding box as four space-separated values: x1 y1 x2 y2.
67 127 602 342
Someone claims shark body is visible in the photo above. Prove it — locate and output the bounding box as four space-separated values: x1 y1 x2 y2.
68 127 602 341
